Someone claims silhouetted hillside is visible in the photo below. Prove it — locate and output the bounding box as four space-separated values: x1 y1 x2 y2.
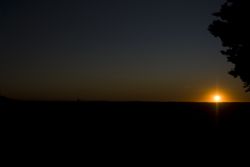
1 101 250 130
1 101 249 159
0 96 12 106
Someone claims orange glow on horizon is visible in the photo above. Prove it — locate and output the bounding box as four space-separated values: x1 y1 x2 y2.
201 89 231 102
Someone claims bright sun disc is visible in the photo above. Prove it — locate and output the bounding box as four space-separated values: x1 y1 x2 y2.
213 95 221 102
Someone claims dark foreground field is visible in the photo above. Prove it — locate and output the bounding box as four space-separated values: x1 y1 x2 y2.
1 100 250 160
1 100 250 131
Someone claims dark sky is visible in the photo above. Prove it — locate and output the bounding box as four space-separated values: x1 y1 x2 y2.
1 0 249 101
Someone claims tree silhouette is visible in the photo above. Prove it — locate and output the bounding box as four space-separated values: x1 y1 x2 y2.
209 0 250 91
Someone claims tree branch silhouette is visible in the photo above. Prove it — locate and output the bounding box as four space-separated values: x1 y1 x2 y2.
209 0 250 91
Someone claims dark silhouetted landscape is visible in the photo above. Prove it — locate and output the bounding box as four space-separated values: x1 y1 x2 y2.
2 98 250 133
1 98 250 161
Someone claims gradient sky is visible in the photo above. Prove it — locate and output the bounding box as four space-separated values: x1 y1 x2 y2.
1 0 249 101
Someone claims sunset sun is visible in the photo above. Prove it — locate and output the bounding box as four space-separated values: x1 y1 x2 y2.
204 90 230 102
213 95 222 102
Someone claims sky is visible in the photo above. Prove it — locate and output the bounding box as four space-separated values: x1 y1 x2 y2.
0 0 249 101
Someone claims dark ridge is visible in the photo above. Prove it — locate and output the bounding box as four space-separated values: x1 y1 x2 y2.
1 101 250 154
0 96 14 105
